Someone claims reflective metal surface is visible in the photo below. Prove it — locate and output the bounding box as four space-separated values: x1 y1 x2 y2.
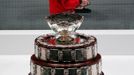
29 13 104 75
35 44 97 62
46 14 84 33
35 34 97 62
30 60 102 75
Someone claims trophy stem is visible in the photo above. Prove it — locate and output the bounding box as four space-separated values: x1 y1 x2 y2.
57 30 74 45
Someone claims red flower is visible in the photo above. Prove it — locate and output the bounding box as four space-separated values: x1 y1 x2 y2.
49 0 80 15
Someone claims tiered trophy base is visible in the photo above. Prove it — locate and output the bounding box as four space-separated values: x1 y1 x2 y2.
29 54 104 75
28 72 104 75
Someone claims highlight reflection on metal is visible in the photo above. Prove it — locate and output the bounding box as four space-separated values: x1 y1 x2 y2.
58 50 63 61
71 50 76 61
64 69 69 75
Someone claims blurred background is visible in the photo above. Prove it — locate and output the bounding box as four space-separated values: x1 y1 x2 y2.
0 0 134 29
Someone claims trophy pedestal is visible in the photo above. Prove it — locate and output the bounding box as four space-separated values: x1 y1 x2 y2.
29 72 104 75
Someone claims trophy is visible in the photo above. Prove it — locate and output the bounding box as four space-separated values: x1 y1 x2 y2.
29 13 104 75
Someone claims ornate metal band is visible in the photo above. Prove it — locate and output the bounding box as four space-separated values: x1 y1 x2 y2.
35 44 97 62
35 34 97 62
31 54 101 68
29 72 104 75
30 54 102 75
35 33 96 49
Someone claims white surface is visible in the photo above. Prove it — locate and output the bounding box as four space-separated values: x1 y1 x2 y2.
0 30 134 55
1 30 134 35
0 55 134 75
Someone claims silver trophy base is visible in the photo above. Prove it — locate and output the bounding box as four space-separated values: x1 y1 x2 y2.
28 72 104 75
